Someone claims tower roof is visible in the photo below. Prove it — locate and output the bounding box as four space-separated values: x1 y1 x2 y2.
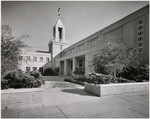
55 18 64 27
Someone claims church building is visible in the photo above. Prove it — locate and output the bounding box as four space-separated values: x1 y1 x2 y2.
49 5 149 76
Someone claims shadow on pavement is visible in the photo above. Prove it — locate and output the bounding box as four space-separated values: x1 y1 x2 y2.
61 88 97 96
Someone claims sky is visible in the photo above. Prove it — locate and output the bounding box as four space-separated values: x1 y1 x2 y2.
2 1 149 51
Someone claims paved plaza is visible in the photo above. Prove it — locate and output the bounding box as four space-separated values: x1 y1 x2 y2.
2 76 149 118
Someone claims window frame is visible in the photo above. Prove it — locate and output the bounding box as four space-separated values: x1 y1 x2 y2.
33 56 37 61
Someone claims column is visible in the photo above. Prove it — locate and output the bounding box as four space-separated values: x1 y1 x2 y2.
63 28 65 42
55 27 58 41
73 57 76 71
72 57 76 76
85 55 88 76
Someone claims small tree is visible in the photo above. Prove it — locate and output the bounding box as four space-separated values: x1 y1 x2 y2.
92 42 140 78
1 25 29 76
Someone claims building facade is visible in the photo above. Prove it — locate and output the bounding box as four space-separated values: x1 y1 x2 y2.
19 50 51 73
50 5 149 76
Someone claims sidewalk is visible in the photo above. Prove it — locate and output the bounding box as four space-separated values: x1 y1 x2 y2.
2 80 149 118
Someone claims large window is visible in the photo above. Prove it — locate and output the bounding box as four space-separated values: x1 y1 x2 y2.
33 56 37 61
26 56 30 61
26 67 31 72
33 67 37 71
40 57 43 62
46 57 49 62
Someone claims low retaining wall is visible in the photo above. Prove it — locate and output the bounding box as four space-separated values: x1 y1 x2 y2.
1 88 43 109
84 82 149 97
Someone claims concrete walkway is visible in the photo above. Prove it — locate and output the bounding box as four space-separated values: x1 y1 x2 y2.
2 76 149 118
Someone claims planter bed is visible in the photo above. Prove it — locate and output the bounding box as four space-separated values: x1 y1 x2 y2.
84 82 149 97
1 88 43 109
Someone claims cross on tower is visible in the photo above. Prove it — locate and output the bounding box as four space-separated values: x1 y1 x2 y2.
58 8 60 18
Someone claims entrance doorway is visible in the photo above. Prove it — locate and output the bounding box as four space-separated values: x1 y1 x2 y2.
67 59 73 76
60 61 64 75
76 55 85 69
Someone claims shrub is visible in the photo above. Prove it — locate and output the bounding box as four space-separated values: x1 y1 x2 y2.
1 70 45 89
121 65 149 82
73 67 85 75
86 72 133 85
30 71 41 79
1 79 9 89
43 68 55 76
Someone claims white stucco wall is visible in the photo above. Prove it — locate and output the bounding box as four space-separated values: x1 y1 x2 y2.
19 51 51 72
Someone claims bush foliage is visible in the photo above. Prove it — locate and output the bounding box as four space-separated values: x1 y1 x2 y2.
1 70 45 89
73 67 85 75
121 65 149 82
43 67 59 76
86 72 135 85
86 64 149 85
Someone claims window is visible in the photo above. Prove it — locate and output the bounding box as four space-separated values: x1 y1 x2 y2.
19 56 23 61
138 42 143 47
58 27 62 40
138 48 143 54
138 31 143 36
26 67 31 72
79 60 83 68
33 67 37 71
138 36 143 42
60 45 63 50
137 19 144 54
138 19 143 25
138 25 143 30
26 56 30 61
40 57 43 61
33 56 37 61
46 57 49 62
60 52 62 57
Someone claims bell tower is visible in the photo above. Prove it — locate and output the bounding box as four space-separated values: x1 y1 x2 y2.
49 8 69 59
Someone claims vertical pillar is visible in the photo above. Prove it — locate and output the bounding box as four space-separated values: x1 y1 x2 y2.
63 28 65 42
64 60 67 76
72 57 76 76
72 57 76 71
55 27 58 41
85 55 88 77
